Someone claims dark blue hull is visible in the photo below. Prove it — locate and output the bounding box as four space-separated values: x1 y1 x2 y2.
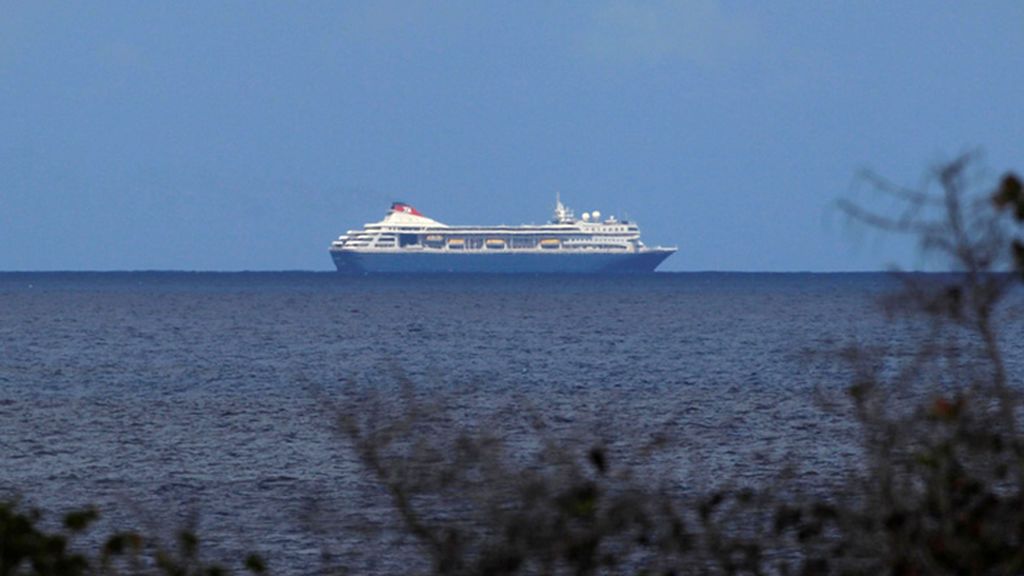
330 250 673 273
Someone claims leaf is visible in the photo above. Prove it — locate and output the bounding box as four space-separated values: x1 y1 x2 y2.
244 553 267 574
63 507 99 532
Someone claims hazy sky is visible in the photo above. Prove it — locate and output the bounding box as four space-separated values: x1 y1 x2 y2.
2 1 1022 271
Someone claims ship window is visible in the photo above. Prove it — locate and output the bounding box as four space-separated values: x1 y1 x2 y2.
399 233 419 247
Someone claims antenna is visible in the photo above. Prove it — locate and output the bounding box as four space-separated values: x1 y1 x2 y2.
552 192 575 224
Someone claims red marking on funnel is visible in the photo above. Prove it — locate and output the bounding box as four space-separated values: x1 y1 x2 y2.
391 202 424 216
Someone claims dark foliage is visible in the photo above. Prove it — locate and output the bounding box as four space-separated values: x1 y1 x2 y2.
335 157 1024 575
4 157 1023 575
0 501 264 576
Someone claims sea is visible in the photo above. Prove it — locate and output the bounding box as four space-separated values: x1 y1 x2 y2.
1 271 1013 573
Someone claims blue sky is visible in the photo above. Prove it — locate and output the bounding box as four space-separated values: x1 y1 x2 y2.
2 1 1022 271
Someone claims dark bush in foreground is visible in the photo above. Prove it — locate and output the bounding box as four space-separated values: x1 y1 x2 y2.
337 158 1024 575
4 158 1023 575
0 500 265 576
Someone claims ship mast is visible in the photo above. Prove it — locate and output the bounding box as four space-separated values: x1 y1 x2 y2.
553 193 575 224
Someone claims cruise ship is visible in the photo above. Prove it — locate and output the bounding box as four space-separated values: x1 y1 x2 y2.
329 199 676 273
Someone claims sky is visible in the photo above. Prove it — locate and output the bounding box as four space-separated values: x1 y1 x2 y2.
2 1 1022 271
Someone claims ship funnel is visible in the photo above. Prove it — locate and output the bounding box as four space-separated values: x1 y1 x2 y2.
390 202 424 217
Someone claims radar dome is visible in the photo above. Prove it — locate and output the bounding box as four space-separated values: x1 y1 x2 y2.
592 210 601 220
581 212 591 221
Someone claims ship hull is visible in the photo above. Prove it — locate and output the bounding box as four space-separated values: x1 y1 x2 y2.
330 250 673 273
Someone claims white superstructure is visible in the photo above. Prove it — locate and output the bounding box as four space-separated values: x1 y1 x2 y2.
329 198 676 273
332 198 665 254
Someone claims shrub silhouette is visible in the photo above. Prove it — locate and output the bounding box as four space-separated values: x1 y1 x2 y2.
337 156 1024 575
4 157 1023 575
0 501 265 576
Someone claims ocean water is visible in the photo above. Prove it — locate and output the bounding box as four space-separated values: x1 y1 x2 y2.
0 272 991 572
